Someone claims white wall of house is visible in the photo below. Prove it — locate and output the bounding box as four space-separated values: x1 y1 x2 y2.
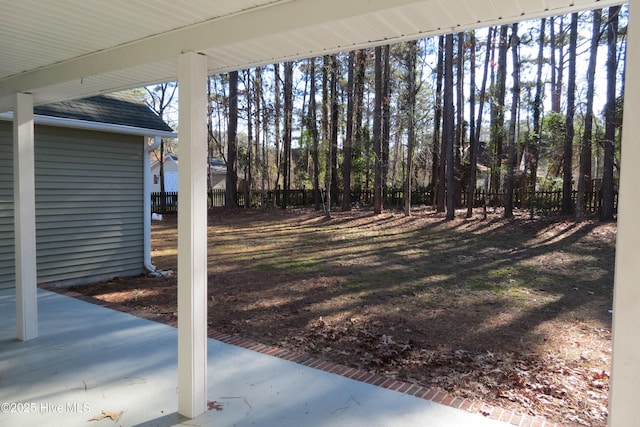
151 155 179 192
151 154 225 192
209 167 226 190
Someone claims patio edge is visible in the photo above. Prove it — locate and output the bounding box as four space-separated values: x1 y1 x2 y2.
41 284 564 427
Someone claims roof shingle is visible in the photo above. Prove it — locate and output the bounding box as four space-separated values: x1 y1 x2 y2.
34 92 174 133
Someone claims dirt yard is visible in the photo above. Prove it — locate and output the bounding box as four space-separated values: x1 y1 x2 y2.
67 207 615 426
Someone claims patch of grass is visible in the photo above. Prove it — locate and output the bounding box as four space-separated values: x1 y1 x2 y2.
489 267 513 279
282 259 319 272
342 280 364 294
255 262 271 270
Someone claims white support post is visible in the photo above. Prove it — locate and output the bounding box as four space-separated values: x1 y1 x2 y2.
13 92 38 341
609 1 639 425
177 52 208 419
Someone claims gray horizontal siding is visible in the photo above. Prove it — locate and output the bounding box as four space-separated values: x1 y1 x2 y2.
0 123 14 289
0 121 146 289
35 125 145 285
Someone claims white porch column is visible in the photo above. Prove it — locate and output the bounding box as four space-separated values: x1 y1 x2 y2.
177 52 208 419
13 92 38 341
609 1 640 425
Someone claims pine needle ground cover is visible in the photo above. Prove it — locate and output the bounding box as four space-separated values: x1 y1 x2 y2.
71 208 615 426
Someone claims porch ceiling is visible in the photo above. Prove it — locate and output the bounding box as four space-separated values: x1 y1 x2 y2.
0 0 626 111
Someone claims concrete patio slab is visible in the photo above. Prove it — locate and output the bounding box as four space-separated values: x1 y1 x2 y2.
0 288 511 427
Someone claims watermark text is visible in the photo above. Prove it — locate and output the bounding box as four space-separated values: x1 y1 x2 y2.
1 402 91 414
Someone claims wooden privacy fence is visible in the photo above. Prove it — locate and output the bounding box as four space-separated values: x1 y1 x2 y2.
151 188 618 215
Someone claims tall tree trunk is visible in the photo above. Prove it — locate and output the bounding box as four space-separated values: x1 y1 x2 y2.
254 67 266 206
576 10 602 221
504 24 520 218
245 70 253 209
211 75 228 162
321 56 331 213
470 27 493 216
261 74 271 193
308 58 321 211
444 34 456 220
550 17 556 113
354 50 367 191
274 63 282 191
490 25 509 193
434 36 446 212
342 52 355 211
282 62 294 209
382 45 391 207
561 13 578 216
551 16 565 114
455 32 464 207
466 30 477 218
373 46 384 214
602 6 620 220
392 121 404 189
550 17 558 113
530 18 546 199
330 55 339 210
405 41 418 216
226 70 239 208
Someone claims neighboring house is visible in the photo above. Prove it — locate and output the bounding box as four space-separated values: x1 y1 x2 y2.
209 157 226 189
150 154 226 192
0 92 175 290
151 153 180 192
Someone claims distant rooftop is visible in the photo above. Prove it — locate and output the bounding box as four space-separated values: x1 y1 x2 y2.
34 92 174 133
157 154 226 170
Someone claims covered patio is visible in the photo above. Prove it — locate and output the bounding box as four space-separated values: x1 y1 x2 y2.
0 287 511 426
1 1 637 425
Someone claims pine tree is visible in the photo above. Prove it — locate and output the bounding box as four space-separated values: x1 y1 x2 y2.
561 13 578 216
444 34 456 220
504 23 520 218
530 18 545 200
404 41 418 216
602 6 620 220
342 52 355 211
576 10 602 221
489 25 509 193
434 36 446 212
308 58 321 211
225 70 238 208
374 46 384 214
466 30 477 218
282 62 294 209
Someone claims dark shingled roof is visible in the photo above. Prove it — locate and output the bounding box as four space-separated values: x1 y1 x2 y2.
34 92 174 133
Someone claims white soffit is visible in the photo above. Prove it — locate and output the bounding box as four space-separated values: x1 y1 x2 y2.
0 0 286 78
0 0 627 111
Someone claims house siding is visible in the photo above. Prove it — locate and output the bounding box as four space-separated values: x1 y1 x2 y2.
0 124 14 289
0 122 145 289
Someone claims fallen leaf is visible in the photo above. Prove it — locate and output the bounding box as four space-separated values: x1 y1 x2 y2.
591 370 610 380
207 401 224 411
88 410 124 422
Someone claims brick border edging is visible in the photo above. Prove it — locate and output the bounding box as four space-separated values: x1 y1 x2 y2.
42 285 562 427
206 330 560 427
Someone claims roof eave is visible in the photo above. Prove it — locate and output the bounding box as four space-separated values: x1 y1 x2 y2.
0 111 177 138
